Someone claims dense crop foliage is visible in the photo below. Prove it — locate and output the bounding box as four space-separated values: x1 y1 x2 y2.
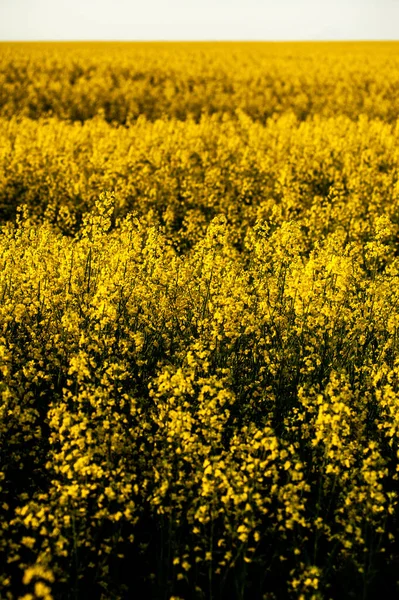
2 42 399 599
2 42 399 124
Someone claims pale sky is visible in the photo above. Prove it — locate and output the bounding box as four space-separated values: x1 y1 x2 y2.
0 0 398 41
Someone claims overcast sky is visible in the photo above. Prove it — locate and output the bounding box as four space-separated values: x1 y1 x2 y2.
0 0 398 41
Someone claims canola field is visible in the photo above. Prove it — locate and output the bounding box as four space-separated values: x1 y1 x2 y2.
2 41 399 600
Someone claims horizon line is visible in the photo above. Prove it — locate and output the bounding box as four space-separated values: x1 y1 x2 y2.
1 39 398 43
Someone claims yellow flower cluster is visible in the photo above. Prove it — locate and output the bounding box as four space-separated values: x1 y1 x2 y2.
1 42 399 123
1 110 399 252
1 42 399 599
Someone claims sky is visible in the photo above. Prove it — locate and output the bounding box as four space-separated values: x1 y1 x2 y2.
0 0 398 41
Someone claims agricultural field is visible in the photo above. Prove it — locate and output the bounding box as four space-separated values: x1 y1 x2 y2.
2 41 399 599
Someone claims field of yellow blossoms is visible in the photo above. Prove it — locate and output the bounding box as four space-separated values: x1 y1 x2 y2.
2 41 399 599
